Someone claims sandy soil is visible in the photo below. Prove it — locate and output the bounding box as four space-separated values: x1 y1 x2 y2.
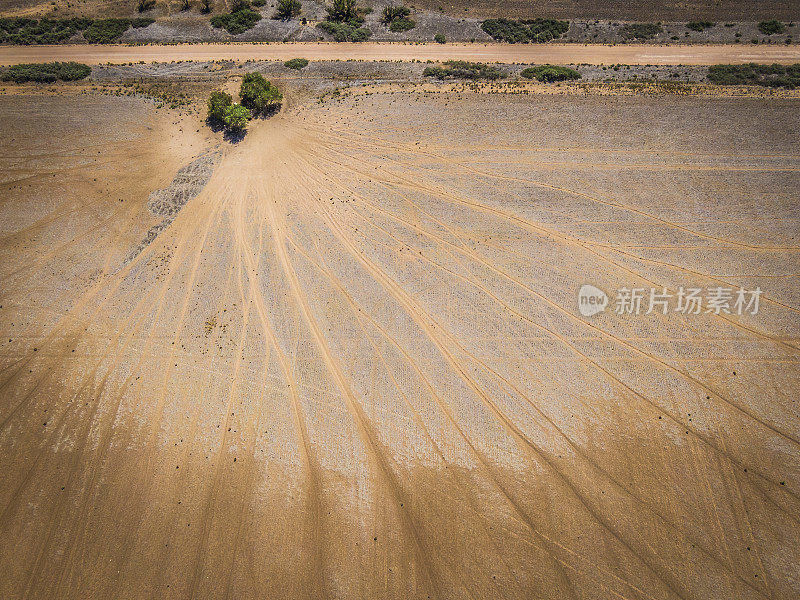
2 42 800 66
0 78 798 599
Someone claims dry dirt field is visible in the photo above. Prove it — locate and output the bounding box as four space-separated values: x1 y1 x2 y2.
0 75 799 600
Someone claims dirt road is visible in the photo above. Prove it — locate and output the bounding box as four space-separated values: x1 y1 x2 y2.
1 42 800 65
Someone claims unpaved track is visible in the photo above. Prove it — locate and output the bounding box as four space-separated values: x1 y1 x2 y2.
1 89 799 599
1 42 800 65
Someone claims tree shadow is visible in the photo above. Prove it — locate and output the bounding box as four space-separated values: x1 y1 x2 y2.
223 128 247 143
206 116 246 143
252 103 283 120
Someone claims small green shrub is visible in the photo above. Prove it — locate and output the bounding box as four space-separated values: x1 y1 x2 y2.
284 57 309 69
434 33 446 43
481 18 569 43
274 0 300 19
520 64 581 82
316 20 370 41
758 20 785 35
686 21 714 31
207 90 233 122
707 63 800 88
389 17 415 32
210 8 262 34
620 23 663 40
252 0 266 5
423 60 502 80
137 0 156 11
1 61 91 82
239 72 282 113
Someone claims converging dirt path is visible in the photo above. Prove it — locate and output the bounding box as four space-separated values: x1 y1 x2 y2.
1 42 800 66
0 89 799 599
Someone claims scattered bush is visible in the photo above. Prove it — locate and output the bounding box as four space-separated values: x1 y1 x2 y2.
252 0 266 5
200 0 211 13
481 18 569 43
434 33 445 43
239 72 282 113
758 20 785 35
1 61 91 82
316 20 370 41
423 60 503 80
686 20 714 31
389 17 415 32
210 8 262 34
520 64 581 82
707 63 800 88
137 0 156 11
620 23 663 40
274 0 300 19
284 57 309 69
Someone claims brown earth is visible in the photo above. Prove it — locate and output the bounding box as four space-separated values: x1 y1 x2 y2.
3 41 800 66
0 77 799 600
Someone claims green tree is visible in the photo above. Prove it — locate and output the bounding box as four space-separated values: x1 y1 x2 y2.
207 90 232 123
239 72 282 113
275 0 301 19
223 104 251 130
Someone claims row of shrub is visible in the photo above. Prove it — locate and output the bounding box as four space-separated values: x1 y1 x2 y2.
707 63 800 88
521 65 581 82
0 16 153 44
423 60 503 80
481 18 569 43
421 62 583 82
620 23 663 40
1 61 91 82
207 72 282 133
685 20 788 34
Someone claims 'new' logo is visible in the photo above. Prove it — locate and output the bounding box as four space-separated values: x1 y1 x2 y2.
578 284 608 317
